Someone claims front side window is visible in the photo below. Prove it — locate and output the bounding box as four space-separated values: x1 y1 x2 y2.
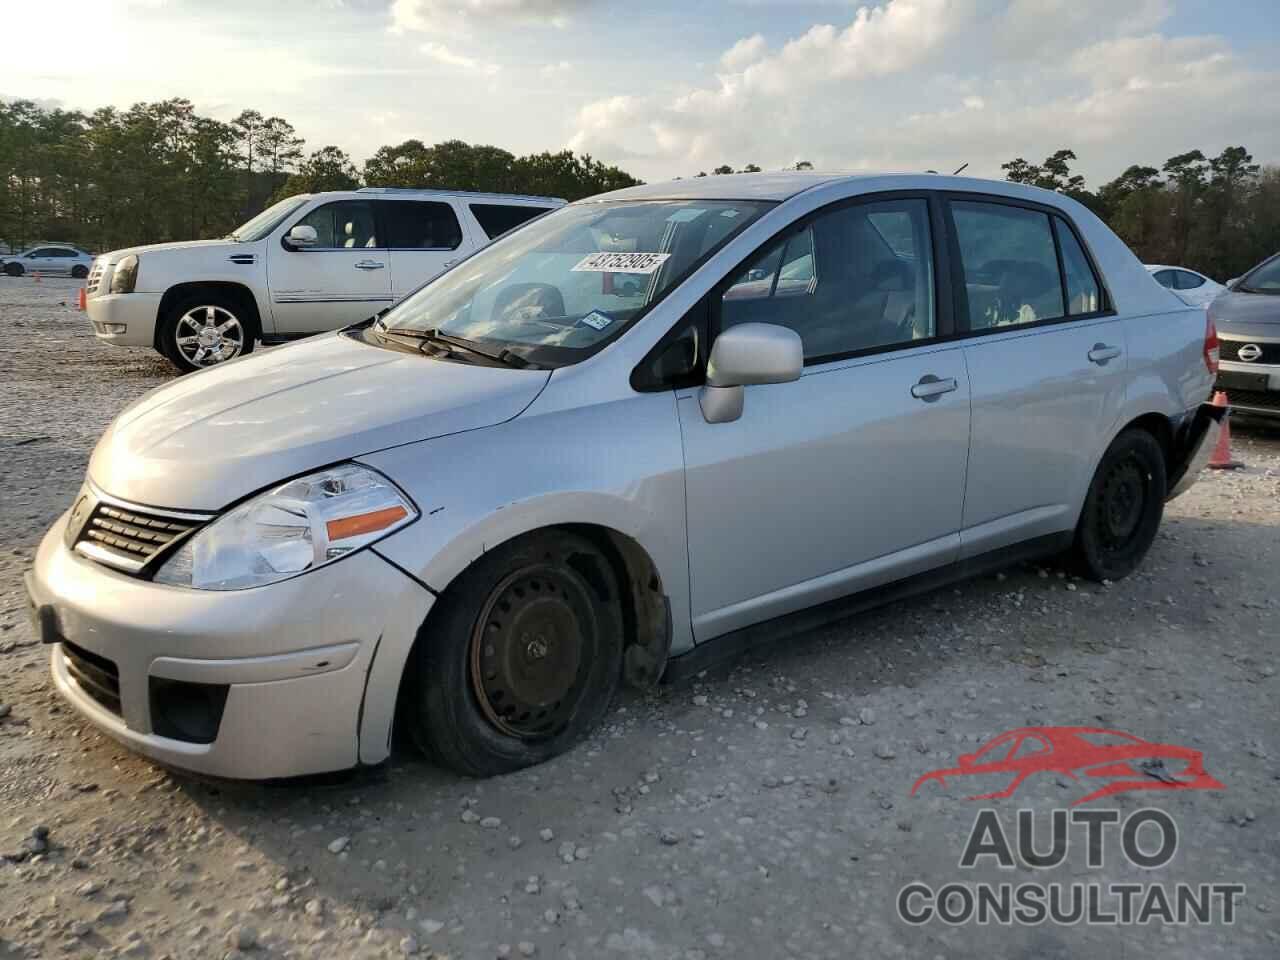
953 201 1065 329
293 200 379 249
471 203 554 239
720 198 935 361
376 199 772 367
380 200 462 249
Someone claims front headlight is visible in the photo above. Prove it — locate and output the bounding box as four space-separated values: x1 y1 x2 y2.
153 464 417 590
109 254 139 293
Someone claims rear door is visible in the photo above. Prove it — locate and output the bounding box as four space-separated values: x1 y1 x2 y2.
677 194 972 640
268 198 393 335
381 200 469 301
946 195 1125 556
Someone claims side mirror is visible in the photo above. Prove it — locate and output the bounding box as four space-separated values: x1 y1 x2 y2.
286 224 318 249
699 322 803 424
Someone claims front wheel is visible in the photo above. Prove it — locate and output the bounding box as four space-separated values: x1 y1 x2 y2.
409 531 624 777
1071 429 1167 581
4 262 24 277
159 294 255 373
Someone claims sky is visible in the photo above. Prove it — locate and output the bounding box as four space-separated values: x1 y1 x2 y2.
7 0 1280 188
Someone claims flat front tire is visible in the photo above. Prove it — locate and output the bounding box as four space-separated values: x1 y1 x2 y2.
410 531 624 778
1071 429 1167 581
159 293 255 374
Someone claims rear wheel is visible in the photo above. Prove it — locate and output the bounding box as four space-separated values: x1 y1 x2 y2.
410 531 624 777
159 292 255 373
71 264 89 279
1071 429 1167 581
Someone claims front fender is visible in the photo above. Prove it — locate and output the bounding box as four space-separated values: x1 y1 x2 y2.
359 390 693 656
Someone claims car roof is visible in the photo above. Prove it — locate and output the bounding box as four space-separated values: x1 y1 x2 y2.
1145 264 1202 275
350 187 566 204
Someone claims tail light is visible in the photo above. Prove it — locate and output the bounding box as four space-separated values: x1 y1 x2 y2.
1203 314 1219 376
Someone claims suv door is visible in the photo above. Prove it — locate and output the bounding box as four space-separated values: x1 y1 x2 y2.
677 195 972 640
380 200 468 301
945 196 1124 556
268 199 393 335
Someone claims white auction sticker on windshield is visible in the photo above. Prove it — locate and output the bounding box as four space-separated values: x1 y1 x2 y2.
572 252 671 275
580 310 614 331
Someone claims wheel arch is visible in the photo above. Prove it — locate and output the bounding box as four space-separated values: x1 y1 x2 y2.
154 281 263 350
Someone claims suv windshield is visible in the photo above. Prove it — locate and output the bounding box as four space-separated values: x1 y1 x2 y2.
1240 255 1280 294
229 195 310 242
377 199 773 366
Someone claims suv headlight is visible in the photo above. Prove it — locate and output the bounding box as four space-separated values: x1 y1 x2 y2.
109 254 139 293
153 464 417 590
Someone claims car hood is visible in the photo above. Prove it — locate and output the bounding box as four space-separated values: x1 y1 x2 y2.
99 239 241 262
1210 290 1280 337
88 333 551 510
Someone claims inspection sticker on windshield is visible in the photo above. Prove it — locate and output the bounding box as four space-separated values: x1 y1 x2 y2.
572 252 671 275
580 310 614 331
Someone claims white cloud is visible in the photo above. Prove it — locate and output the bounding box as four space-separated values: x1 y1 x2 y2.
719 34 765 71
962 95 985 110
391 0 591 33
421 41 501 75
539 60 572 77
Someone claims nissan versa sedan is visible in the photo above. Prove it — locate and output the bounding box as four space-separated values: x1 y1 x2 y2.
1210 251 1280 418
25 172 1223 780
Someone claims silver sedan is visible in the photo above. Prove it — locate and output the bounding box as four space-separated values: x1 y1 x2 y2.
1 243 94 278
26 172 1219 779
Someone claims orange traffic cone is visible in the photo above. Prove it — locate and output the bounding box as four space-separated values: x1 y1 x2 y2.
32 270 41 284
1207 390 1243 469
77 287 86 311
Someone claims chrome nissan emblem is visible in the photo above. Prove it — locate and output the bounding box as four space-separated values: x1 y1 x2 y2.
1237 343 1262 362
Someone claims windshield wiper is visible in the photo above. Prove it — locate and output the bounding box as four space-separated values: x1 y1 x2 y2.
423 331 534 369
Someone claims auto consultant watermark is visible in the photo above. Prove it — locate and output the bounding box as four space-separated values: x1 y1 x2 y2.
898 726 1244 927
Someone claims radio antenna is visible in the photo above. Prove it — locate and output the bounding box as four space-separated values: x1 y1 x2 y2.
952 162 969 176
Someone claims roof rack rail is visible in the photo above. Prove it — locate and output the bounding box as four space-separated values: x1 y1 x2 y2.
356 186 566 203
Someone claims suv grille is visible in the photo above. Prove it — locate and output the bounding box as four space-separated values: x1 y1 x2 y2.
62 642 122 716
85 263 106 296
71 497 207 575
1223 389 1280 413
1221 338 1280 365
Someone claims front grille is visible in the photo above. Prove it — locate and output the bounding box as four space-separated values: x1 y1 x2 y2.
1224 389 1280 412
62 642 122 716
85 263 106 296
1221 338 1280 365
72 499 205 575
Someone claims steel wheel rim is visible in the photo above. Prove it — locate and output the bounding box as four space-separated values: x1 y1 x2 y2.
468 564 596 740
1097 456 1147 550
175 305 244 367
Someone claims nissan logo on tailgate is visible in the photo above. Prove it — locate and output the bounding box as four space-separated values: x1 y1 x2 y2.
1238 343 1263 362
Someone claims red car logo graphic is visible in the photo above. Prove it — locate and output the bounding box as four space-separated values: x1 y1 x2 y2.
910 726 1224 807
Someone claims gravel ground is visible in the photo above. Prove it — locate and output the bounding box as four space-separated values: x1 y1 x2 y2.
1 275 1278 959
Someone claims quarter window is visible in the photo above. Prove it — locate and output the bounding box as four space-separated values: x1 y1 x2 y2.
379 200 463 250
720 198 936 361
470 203 553 239
1153 269 1177 289
293 200 380 249
952 201 1065 329
1054 217 1102 314
1176 270 1206 291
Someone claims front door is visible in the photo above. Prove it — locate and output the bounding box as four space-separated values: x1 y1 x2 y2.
945 197 1127 555
268 199 394 335
678 196 972 641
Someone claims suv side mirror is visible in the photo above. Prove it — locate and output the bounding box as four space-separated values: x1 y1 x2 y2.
699 322 803 424
286 224 318 249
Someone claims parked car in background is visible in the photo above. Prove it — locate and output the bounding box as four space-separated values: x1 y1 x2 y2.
1145 264 1226 308
27 172 1222 780
1 244 95 278
1209 251 1280 417
85 188 565 372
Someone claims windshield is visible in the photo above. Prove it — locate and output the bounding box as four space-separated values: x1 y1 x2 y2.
377 199 773 366
230 195 309 242
1240 255 1280 294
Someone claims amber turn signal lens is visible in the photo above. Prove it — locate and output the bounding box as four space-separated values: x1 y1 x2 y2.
326 505 409 542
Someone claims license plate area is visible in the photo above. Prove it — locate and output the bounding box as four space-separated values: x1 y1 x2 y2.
1218 370 1270 392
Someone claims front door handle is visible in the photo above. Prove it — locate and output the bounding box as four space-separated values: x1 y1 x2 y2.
354 260 385 270
1088 343 1122 365
911 375 958 401
443 259 459 268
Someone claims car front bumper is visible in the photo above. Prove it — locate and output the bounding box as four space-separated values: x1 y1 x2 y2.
86 292 163 347
1217 358 1280 417
26 512 434 779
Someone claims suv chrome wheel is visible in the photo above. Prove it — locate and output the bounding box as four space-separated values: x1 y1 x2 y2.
174 305 245 367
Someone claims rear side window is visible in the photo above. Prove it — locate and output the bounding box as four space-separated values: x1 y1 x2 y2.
379 201 463 250
951 201 1064 329
1054 218 1102 314
1176 270 1205 290
470 203 553 239
1153 269 1177 289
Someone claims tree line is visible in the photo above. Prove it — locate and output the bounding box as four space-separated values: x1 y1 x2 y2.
3 95 1277 280
0 98 640 253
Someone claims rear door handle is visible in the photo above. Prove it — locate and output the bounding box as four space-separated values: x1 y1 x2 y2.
1088 343 1122 364
911 375 958 401
443 259 459 268
354 260 385 270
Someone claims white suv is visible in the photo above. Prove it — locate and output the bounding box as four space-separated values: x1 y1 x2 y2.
85 188 564 372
